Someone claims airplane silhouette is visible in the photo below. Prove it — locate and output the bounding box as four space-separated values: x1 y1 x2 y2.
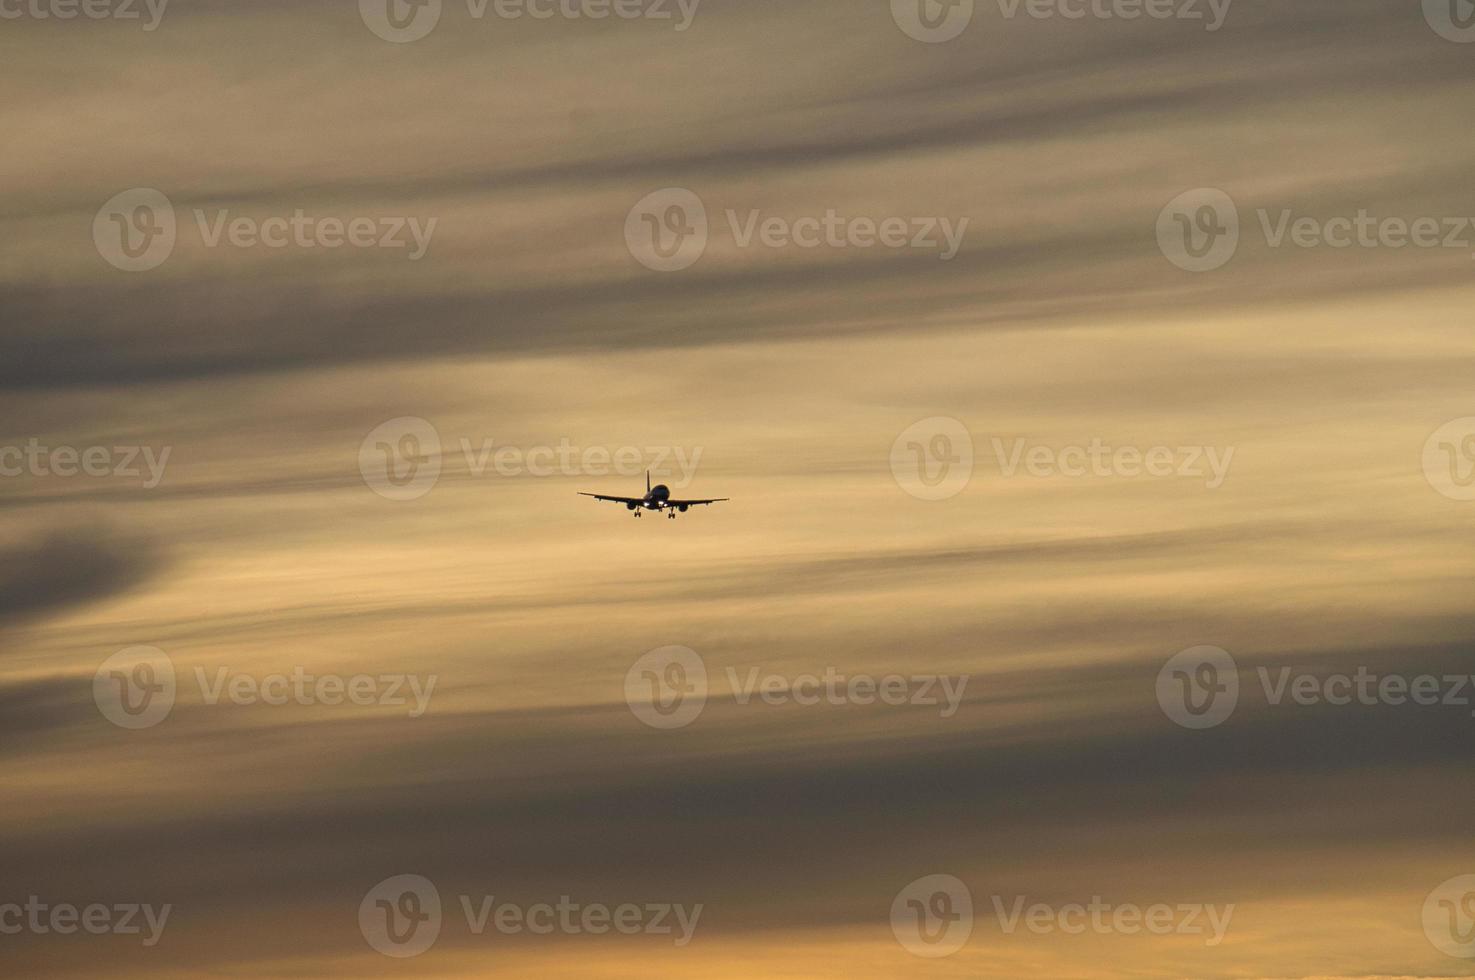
580 472 729 519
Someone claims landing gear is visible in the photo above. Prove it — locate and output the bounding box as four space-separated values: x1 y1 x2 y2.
634 510 642 518
667 511 677 519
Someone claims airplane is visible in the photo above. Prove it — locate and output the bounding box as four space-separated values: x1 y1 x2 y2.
579 472 729 519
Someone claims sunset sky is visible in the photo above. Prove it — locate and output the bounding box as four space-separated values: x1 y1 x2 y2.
3 0 1475 976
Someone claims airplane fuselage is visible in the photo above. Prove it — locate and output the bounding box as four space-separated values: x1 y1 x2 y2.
637 485 671 510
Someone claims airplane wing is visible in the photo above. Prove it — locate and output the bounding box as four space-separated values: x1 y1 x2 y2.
579 493 645 504
666 498 730 507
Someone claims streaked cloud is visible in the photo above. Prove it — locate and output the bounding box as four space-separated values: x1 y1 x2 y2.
3 0 1474 975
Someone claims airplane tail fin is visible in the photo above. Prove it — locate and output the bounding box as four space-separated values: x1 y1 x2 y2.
646 470 651 494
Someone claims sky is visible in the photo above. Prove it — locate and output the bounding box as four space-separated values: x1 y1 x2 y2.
3 0 1475 976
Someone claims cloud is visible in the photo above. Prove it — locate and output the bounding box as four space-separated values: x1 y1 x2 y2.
4 0 1474 388
0 525 168 630
3 0 1475 976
